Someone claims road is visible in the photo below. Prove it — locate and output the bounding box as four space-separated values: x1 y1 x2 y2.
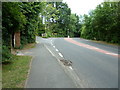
24 37 119 88
54 38 118 88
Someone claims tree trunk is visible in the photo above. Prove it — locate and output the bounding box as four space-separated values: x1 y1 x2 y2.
14 32 20 48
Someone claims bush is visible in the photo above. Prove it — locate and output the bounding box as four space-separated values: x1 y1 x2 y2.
42 36 48 38
2 45 13 63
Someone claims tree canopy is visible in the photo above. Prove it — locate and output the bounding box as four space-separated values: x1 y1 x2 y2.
2 1 119 63
80 2 120 44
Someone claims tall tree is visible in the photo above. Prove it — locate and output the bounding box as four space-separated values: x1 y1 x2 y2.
80 2 120 44
2 2 26 62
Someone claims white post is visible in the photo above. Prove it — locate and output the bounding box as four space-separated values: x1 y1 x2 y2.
68 35 70 38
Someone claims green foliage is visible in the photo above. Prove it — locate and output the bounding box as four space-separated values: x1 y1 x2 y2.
37 2 81 37
2 45 13 63
68 14 81 37
2 2 26 33
2 2 26 46
2 2 26 62
2 2 44 62
2 55 32 88
20 2 44 45
81 2 119 44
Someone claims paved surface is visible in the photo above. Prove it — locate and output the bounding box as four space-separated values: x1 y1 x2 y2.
54 38 118 88
22 37 119 88
24 37 76 88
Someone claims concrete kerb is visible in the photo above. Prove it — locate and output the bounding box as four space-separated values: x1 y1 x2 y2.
24 56 34 88
44 44 84 88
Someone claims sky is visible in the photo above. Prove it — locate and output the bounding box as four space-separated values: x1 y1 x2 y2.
63 0 104 15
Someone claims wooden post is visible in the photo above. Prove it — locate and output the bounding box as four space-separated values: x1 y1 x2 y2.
14 32 20 48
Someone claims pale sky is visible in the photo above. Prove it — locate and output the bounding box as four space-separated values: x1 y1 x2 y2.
63 0 104 15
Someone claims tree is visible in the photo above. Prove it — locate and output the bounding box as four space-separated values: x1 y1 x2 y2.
68 14 81 37
2 2 26 62
80 2 120 44
20 2 44 45
38 2 72 37
2 2 45 62
41 2 59 37
56 2 71 37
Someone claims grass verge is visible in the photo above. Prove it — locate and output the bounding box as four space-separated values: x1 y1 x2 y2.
22 43 36 50
91 40 120 47
80 38 119 46
2 55 32 88
11 43 36 55
0 65 2 89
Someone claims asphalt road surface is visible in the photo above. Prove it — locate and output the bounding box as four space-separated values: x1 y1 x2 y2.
24 37 119 88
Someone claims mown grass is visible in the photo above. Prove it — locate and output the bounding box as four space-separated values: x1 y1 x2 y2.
2 55 32 88
22 43 36 50
91 40 120 47
80 38 119 46
0 65 2 89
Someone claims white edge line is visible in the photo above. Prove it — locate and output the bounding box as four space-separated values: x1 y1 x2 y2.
58 53 63 57
56 49 59 52
45 45 55 57
94 47 99 49
44 45 83 88
106 53 118 55
69 66 73 70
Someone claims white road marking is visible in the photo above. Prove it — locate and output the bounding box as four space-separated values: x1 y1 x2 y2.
106 53 118 56
58 53 63 57
56 49 59 52
93 47 99 49
44 44 83 88
45 45 55 57
69 66 73 70
53 46 55 48
88 47 100 50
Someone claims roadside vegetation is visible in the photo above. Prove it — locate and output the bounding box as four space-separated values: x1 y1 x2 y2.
20 43 36 50
2 55 32 88
2 1 119 88
2 2 119 63
81 2 120 44
2 2 44 63
2 2 81 63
